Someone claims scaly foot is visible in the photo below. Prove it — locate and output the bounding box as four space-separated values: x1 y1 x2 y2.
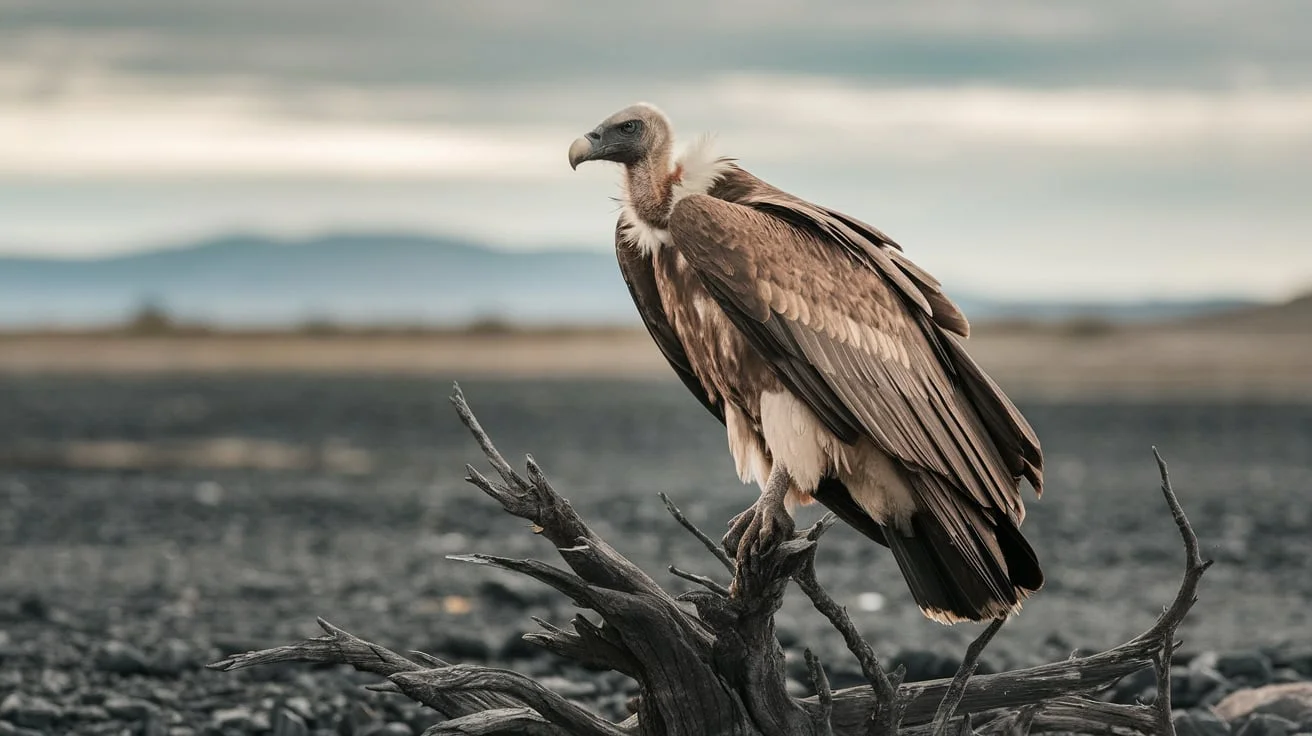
734 494 792 566
724 466 796 594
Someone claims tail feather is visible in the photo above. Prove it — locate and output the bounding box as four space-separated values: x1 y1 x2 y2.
813 476 887 546
813 475 1043 624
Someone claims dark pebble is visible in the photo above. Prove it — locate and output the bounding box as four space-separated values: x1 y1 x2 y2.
77 691 107 706
824 662 870 691
0 721 46 736
478 578 549 607
96 640 152 675
1219 652 1276 684
500 630 543 660
1251 695 1312 723
1110 666 1159 705
1275 648 1312 678
16 596 50 622
890 649 953 683
428 632 490 661
1275 669 1308 685
774 624 801 648
1174 666 1231 709
0 692 62 730
1235 713 1299 736
888 649 996 684
1173 708 1231 736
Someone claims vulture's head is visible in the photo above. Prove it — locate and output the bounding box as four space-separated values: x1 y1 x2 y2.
568 103 673 171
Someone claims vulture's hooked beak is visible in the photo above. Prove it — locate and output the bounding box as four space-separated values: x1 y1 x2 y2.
568 132 599 170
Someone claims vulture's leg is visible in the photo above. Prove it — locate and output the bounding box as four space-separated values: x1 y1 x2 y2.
723 465 795 572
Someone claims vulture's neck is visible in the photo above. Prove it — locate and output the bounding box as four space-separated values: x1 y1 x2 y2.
624 159 677 230
620 138 731 255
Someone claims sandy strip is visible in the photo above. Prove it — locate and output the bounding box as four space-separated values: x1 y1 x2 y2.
0 328 1308 401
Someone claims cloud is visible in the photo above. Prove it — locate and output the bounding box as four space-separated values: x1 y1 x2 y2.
4 66 1310 180
1 1 1309 299
0 95 565 180
698 74 1312 154
3 0 1311 90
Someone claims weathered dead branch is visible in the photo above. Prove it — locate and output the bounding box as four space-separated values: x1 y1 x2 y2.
930 618 1005 736
209 384 1210 736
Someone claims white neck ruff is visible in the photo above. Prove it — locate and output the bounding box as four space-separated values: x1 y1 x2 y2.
619 136 734 255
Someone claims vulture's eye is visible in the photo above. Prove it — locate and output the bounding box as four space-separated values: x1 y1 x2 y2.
619 120 638 135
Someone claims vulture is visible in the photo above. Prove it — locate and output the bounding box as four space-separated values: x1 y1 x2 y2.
568 103 1044 624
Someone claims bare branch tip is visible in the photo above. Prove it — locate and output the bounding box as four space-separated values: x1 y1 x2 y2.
805 647 834 733
529 616 557 632
931 617 1002 736
316 617 344 636
669 564 731 597
806 513 839 541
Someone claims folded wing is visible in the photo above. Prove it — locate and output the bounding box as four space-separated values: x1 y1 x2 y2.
666 187 1042 524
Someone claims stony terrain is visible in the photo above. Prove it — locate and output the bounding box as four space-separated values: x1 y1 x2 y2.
1 376 1310 734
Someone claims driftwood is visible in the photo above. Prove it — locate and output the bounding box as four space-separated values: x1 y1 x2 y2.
210 385 1211 736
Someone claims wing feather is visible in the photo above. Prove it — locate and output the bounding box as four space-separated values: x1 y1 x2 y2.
667 191 1039 521
709 167 971 338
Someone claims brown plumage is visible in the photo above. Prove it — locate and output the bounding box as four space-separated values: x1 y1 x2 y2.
572 103 1044 623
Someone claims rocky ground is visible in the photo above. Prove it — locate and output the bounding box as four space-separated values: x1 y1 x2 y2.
1 376 1311 735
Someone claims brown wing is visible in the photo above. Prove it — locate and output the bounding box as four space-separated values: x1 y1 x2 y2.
615 221 723 423
709 166 972 337
667 190 1041 523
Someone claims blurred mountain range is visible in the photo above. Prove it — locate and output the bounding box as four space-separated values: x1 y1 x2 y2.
0 233 1262 328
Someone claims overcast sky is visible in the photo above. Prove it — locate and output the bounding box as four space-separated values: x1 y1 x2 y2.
2 0 1310 300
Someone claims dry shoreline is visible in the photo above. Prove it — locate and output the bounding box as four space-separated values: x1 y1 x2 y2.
0 326 1308 401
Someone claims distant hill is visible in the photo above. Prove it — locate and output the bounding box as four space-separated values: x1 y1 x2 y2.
1181 291 1312 332
963 298 1259 325
0 233 1268 328
0 234 635 328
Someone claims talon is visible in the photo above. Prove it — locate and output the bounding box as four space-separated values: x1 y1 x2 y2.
722 502 759 557
725 467 796 596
